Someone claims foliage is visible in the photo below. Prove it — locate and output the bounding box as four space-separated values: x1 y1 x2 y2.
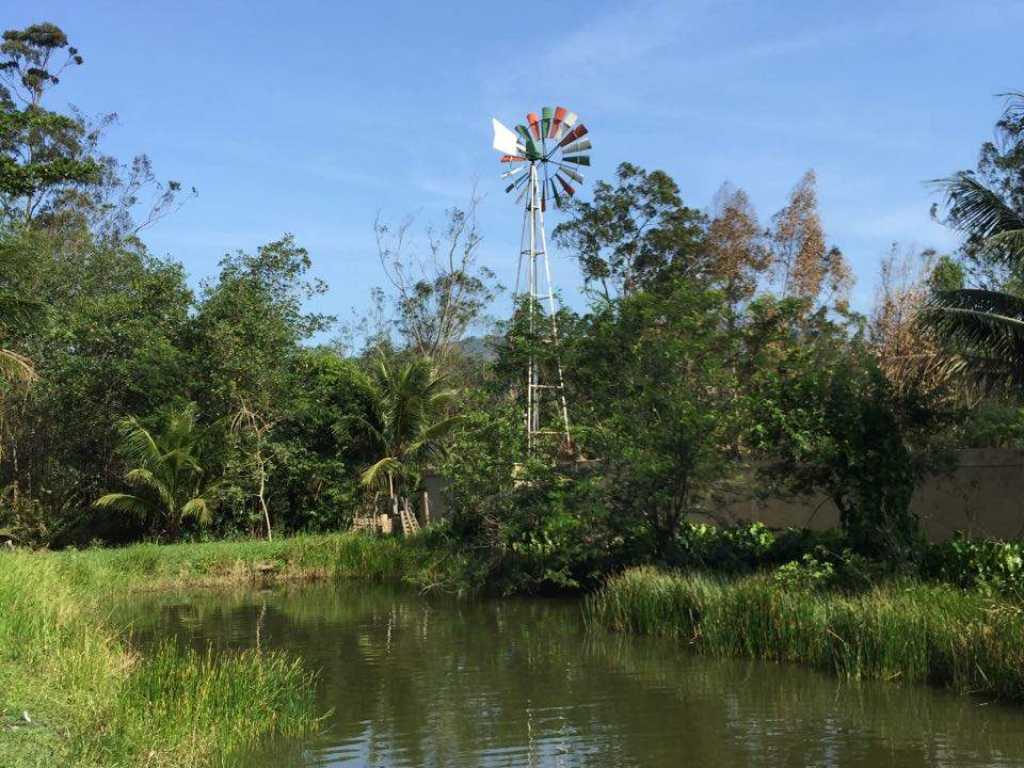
923 533 1024 597
0 549 319 768
359 356 461 508
747 301 939 559
94 403 221 540
552 161 706 299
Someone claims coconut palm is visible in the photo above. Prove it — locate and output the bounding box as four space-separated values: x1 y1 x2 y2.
95 403 219 539
358 357 461 515
925 91 1024 394
924 168 1024 392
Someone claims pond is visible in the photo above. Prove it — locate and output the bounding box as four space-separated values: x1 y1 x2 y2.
118 582 1024 767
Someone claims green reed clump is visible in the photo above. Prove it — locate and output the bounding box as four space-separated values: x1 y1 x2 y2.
0 551 320 768
584 566 1024 701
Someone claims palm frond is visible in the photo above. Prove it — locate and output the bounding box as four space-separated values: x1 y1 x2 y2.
922 289 1024 391
93 493 154 517
181 497 214 526
361 456 403 488
0 348 36 386
934 172 1024 264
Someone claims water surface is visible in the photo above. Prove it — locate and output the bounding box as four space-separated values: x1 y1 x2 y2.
119 582 1024 767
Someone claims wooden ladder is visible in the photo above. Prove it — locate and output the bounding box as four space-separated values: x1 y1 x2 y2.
399 505 420 535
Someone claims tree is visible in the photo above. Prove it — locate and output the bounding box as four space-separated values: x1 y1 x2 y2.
569 279 743 557
94 404 219 540
0 23 101 224
705 183 769 308
0 22 193 236
925 93 1024 393
370 195 498 365
193 235 331 537
769 170 851 308
359 356 461 517
870 244 951 397
747 302 936 560
553 162 706 300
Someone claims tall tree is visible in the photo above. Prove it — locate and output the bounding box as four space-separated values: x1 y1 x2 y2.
0 23 101 225
553 162 706 300
370 194 498 365
769 170 851 307
705 182 769 308
193 235 331 538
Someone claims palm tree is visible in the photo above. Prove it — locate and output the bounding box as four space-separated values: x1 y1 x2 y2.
358 357 461 518
925 95 1024 392
95 403 219 539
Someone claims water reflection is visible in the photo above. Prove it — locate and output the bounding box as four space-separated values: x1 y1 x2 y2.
116 583 1024 767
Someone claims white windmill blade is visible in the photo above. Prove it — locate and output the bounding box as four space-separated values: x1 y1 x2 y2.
491 118 522 156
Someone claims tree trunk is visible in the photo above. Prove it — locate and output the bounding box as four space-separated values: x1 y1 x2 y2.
258 453 272 541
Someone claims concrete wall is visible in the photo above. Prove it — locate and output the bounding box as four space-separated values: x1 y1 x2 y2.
691 449 1024 542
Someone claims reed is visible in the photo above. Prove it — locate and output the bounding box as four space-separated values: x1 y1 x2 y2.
584 566 1024 701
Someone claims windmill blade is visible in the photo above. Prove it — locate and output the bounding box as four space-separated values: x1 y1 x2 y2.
503 174 528 193
550 178 562 208
541 107 553 139
527 112 541 139
491 118 522 156
556 174 576 197
515 125 531 144
558 166 584 184
500 154 527 163
524 138 542 160
549 106 567 138
562 139 592 155
502 165 525 178
515 182 530 205
558 124 588 148
563 155 590 166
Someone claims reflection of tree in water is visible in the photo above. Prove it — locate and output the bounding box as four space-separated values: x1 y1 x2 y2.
117 585 1024 768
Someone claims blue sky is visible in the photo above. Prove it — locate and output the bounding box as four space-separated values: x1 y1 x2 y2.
10 0 1024 333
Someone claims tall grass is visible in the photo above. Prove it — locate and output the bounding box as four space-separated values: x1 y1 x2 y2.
0 552 319 768
584 567 1024 701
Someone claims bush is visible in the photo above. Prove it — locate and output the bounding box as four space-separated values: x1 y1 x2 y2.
923 534 1024 597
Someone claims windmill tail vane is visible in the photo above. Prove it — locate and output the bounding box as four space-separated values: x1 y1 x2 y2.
490 105 592 461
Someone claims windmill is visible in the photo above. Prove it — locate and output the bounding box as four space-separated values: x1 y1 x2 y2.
491 106 591 460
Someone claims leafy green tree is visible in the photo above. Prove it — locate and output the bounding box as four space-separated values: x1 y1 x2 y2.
95 403 220 540
193 235 331 537
569 279 743 557
553 162 706 300
359 356 461 516
269 348 376 532
0 23 101 224
747 301 937 560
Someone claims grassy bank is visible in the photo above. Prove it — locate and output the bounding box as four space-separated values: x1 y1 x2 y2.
0 531 463 768
0 551 321 768
584 567 1024 702
47 530 475 594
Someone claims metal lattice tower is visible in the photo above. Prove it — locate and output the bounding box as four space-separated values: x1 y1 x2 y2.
490 107 592 458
